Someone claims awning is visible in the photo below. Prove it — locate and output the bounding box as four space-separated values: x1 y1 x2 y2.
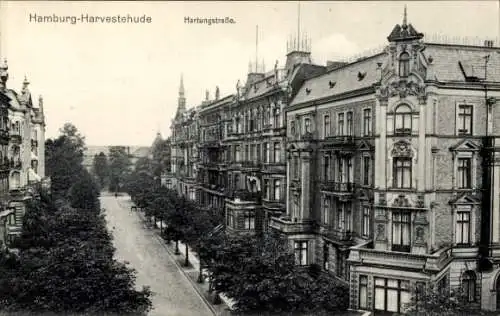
28 168 41 182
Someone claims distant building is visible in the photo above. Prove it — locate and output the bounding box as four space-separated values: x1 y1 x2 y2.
83 145 150 173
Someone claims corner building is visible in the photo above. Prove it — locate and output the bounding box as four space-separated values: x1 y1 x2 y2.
272 12 500 314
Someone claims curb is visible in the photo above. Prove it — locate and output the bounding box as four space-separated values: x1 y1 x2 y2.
133 207 219 316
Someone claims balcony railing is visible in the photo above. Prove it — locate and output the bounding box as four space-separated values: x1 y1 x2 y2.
10 159 22 169
348 242 453 272
320 181 354 193
9 133 21 143
227 189 260 202
324 135 354 146
320 225 353 241
262 199 285 210
269 216 316 234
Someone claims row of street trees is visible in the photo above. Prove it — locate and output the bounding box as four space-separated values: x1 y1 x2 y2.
0 123 152 315
92 146 133 192
124 153 351 314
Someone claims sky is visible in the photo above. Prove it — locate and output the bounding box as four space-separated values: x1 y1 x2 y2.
0 1 498 146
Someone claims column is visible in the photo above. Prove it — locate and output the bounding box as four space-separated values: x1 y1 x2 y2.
491 138 500 243
301 150 311 220
286 152 291 217
375 99 388 189
417 102 426 191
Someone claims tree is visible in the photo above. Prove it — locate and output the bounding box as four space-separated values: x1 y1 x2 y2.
92 152 109 187
68 169 100 210
108 146 131 193
404 283 491 316
0 198 152 314
45 124 87 198
210 234 349 314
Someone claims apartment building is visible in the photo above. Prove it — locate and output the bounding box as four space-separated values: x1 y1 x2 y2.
0 59 46 246
170 75 199 201
270 10 500 314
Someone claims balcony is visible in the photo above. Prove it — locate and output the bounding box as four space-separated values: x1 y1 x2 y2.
262 162 285 174
9 133 21 143
227 189 260 202
324 135 355 147
348 242 453 272
269 216 316 234
319 225 354 242
0 129 8 143
241 160 262 170
262 199 285 210
320 181 354 193
10 159 22 170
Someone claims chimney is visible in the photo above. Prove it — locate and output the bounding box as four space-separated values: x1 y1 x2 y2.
484 40 494 48
215 86 220 100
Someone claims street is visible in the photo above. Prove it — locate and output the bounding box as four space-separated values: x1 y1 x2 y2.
100 193 214 316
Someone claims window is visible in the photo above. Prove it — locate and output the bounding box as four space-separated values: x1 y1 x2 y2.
235 145 241 162
234 174 240 189
294 241 308 265
273 142 280 163
457 158 471 189
363 109 372 136
362 206 370 236
324 115 331 138
244 211 255 230
293 156 299 179
337 202 351 231
392 211 411 252
462 271 476 302
323 198 330 225
393 157 412 188
456 211 471 245
458 104 473 135
273 107 280 128
304 118 311 133
338 113 344 136
263 143 269 163
290 121 296 136
323 154 330 180
346 111 353 136
245 145 249 161
274 179 281 200
227 212 235 227
394 104 412 135
362 156 371 186
374 278 410 313
359 275 368 309
263 179 269 200
323 243 329 270
399 52 410 77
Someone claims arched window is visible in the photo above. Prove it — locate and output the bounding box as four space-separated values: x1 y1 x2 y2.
462 271 476 302
394 104 412 135
399 52 410 77
324 115 330 138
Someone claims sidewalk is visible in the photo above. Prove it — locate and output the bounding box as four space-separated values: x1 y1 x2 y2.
118 197 235 316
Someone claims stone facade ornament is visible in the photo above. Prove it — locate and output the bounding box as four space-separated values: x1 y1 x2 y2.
379 192 387 206
391 141 414 158
392 194 411 207
415 226 425 243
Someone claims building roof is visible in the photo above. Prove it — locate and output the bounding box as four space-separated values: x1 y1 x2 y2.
291 53 385 106
424 43 500 82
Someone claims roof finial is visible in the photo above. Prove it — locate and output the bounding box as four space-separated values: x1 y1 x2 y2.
23 75 29 86
179 73 184 95
402 5 408 28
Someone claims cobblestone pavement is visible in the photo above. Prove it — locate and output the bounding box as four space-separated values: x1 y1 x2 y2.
101 194 214 316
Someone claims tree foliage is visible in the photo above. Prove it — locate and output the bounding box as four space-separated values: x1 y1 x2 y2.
68 169 101 210
92 152 109 187
108 146 131 192
0 198 152 314
210 235 349 314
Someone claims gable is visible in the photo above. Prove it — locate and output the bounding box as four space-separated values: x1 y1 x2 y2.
450 139 480 152
358 140 374 151
449 192 481 205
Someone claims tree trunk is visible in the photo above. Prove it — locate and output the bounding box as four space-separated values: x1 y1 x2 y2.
197 264 204 283
159 220 163 233
175 240 180 255
184 243 189 266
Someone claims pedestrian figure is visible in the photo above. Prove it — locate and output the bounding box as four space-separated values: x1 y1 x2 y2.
115 192 118 198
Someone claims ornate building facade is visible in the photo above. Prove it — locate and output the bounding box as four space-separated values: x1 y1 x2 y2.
0 59 46 246
170 75 199 201
271 10 500 314
166 10 500 314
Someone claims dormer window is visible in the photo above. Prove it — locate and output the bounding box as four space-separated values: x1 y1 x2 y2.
399 52 410 78
394 104 412 135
